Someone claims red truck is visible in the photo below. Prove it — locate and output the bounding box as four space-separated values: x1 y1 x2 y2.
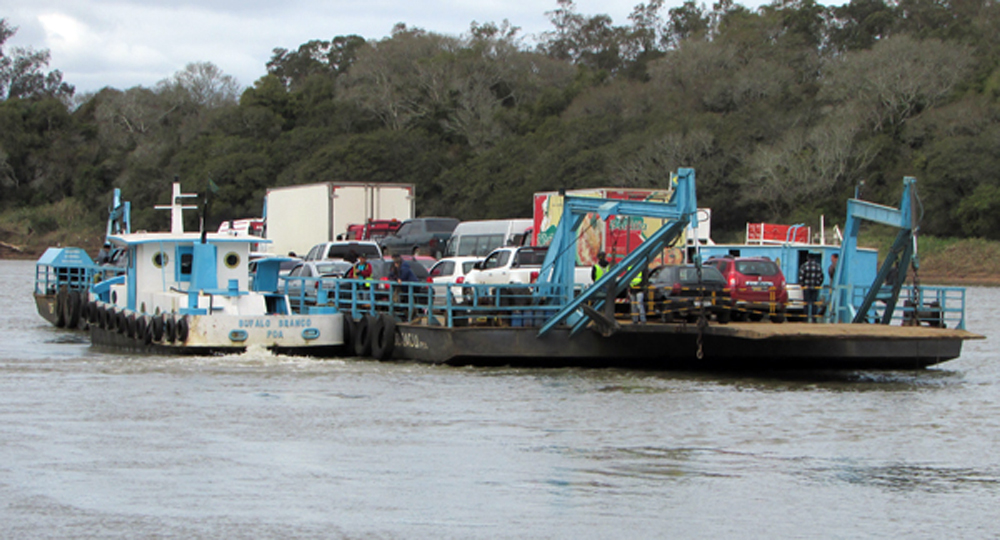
341 219 402 243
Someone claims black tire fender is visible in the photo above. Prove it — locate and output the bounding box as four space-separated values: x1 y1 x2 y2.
353 314 373 357
135 316 147 342
151 315 165 342
176 316 189 342
343 315 356 349
165 316 177 342
66 291 81 329
126 313 137 338
55 287 68 328
371 315 397 360
143 319 154 345
117 311 128 334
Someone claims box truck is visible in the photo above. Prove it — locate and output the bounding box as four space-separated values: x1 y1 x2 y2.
264 182 414 257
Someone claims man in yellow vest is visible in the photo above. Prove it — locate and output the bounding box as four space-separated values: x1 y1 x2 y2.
630 270 646 324
591 251 610 282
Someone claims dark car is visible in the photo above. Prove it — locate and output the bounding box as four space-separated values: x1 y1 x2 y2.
379 218 459 258
704 256 788 322
648 264 731 323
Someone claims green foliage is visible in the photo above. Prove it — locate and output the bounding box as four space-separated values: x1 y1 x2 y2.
7 1 1000 247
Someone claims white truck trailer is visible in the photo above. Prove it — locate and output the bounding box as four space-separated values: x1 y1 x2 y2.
264 182 414 257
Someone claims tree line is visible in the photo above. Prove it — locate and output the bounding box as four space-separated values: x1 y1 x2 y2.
2 0 1000 240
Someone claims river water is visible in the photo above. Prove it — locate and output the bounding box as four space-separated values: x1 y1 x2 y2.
1 259 997 539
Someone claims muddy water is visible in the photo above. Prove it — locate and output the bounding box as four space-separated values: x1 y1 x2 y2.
1 259 997 538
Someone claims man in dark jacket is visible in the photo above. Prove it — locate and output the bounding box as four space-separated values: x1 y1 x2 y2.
799 253 824 323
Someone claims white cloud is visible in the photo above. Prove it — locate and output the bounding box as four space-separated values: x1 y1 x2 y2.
1 0 772 94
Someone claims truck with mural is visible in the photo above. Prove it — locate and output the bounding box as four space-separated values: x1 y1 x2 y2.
532 187 711 267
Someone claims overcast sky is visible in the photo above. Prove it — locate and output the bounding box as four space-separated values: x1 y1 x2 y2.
1 0 772 95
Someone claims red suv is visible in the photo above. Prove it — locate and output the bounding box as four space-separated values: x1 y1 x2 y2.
704 256 787 322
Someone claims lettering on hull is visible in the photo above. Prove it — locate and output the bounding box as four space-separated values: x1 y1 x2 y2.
399 332 428 350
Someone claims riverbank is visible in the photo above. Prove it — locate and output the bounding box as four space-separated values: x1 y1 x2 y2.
3 225 995 286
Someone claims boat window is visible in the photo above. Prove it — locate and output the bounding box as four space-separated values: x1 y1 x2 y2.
152 251 168 268
176 246 194 281
224 252 240 269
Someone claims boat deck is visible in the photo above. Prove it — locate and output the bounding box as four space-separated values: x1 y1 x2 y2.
625 320 982 341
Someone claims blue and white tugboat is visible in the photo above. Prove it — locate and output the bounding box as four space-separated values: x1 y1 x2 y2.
86 182 343 355
33 188 131 329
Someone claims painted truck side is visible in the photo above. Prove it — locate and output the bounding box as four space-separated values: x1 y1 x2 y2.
532 188 712 267
264 182 414 257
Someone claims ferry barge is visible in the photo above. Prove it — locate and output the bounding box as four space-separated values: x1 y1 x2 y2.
287 169 980 369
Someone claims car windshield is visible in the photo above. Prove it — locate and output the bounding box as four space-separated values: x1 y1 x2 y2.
678 266 725 283
735 261 780 276
326 244 380 259
426 219 458 232
315 262 352 276
514 248 547 266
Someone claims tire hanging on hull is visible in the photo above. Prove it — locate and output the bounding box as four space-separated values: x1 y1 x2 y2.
371 315 396 360
353 314 373 357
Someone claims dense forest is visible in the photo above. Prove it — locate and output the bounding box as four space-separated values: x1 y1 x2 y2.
2 0 1000 246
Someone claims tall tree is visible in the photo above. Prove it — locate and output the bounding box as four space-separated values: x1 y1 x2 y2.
0 19 74 102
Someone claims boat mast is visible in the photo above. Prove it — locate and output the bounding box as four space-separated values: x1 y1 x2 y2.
155 181 199 234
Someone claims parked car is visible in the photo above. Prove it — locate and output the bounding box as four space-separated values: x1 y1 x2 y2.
379 217 459 258
302 241 382 262
282 260 355 308
370 255 434 307
647 264 731 323
428 256 482 304
704 256 788 322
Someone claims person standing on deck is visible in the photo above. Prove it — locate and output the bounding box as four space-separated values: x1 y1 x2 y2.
799 253 824 323
630 270 646 324
828 253 839 281
352 253 373 304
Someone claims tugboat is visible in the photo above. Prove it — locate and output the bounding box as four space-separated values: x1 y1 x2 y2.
33 188 130 329
85 182 343 355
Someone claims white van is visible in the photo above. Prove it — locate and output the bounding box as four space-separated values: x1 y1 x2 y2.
444 219 532 258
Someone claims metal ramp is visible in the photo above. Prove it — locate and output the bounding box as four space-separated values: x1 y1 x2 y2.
535 168 700 337
828 177 919 324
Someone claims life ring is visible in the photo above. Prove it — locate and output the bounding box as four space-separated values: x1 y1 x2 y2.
151 315 165 342
176 316 189 342
370 315 396 360
135 316 147 342
116 311 128 334
353 314 373 357
55 287 67 328
164 316 177 343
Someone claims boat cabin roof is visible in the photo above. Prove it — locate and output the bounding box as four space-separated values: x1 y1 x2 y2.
107 232 272 246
